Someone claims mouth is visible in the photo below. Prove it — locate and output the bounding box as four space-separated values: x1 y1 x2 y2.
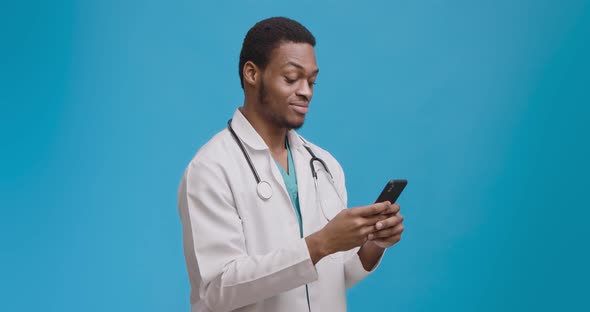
289 103 309 115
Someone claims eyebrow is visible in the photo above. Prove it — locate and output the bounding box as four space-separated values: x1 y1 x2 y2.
283 61 319 74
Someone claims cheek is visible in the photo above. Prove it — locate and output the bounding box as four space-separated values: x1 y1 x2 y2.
272 85 296 102
263 77 297 104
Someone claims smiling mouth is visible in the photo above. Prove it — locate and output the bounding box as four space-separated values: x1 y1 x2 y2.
289 103 309 114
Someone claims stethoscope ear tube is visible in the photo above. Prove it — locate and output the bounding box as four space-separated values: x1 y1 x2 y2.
228 119 334 202
228 119 274 200
302 144 333 180
228 119 261 184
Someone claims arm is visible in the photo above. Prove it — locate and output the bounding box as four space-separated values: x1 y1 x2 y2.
357 241 386 271
178 160 318 311
326 152 386 287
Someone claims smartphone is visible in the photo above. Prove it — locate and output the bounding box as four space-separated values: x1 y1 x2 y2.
375 179 407 203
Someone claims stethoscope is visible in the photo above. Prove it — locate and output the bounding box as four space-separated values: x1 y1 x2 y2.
227 119 335 202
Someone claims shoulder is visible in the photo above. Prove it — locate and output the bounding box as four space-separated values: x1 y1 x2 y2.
182 128 236 182
177 128 239 213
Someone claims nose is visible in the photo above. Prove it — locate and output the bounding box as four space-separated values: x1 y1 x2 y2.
296 80 313 101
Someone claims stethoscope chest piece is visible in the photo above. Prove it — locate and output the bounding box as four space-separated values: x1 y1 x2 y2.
256 181 273 200
228 118 332 202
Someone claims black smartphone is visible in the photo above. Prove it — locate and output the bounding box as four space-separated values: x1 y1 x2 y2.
375 179 407 203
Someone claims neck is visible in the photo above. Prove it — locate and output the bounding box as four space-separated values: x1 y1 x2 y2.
240 105 288 152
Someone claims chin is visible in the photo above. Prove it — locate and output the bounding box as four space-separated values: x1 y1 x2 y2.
290 122 304 130
273 111 306 130
286 118 305 130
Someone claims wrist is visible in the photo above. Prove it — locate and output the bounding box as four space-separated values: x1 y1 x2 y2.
363 240 386 252
358 241 386 272
305 231 329 264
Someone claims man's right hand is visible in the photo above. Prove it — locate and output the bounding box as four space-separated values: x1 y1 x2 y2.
305 202 393 264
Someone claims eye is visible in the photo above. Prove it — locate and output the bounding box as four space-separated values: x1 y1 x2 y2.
284 77 297 84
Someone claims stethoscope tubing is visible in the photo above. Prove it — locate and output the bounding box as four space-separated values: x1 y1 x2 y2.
227 119 263 184
227 118 333 190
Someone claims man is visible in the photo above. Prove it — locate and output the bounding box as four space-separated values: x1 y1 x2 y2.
178 17 404 311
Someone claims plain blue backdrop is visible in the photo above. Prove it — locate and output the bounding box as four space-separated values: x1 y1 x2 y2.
1 0 589 311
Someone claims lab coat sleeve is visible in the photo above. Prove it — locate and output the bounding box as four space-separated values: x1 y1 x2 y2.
179 158 319 311
328 153 385 289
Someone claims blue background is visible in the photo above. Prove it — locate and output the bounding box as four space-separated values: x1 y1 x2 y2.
1 0 589 311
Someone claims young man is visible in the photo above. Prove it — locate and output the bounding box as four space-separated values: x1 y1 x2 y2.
178 17 404 312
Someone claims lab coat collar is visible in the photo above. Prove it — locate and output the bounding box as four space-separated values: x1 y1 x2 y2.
286 127 305 151
231 108 305 151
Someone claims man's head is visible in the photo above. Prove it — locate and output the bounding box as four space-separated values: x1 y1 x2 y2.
239 17 316 89
239 17 318 130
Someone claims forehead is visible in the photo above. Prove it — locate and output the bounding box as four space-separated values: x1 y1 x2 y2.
267 42 318 72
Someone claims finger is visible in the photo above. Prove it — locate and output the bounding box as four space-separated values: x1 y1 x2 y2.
370 227 399 240
373 234 402 245
379 203 395 215
363 214 389 225
362 225 379 237
353 202 389 217
377 214 389 221
379 203 400 216
391 203 400 214
375 213 404 230
371 223 404 239
360 213 391 226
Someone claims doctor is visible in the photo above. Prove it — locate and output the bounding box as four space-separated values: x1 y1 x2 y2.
178 17 405 312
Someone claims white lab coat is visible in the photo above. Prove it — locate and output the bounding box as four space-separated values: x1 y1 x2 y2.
178 109 381 312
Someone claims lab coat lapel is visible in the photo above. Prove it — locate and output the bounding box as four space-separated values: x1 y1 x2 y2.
231 109 289 199
230 109 268 151
268 154 290 203
232 109 303 226
288 132 315 236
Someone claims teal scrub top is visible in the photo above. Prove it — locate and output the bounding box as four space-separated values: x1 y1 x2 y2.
274 139 303 237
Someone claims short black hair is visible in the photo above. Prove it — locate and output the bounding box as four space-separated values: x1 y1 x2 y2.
239 17 316 89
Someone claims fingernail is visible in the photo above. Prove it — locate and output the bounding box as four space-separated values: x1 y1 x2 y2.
376 222 382 230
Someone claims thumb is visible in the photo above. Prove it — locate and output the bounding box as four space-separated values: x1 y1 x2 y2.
353 202 389 217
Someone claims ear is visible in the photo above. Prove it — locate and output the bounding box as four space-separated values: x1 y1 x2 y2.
243 61 260 87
